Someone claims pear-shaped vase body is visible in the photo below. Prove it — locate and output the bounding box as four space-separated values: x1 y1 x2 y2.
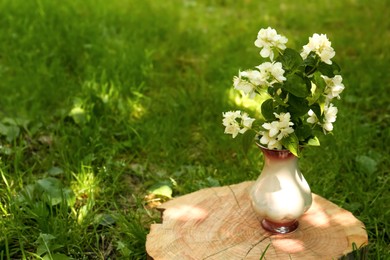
250 146 312 234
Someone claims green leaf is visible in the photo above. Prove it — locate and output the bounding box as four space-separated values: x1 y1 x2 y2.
68 107 87 125
307 136 320 146
261 99 276 121
355 155 378 174
37 177 62 191
37 244 48 257
267 86 275 96
206 176 220 187
0 122 20 142
43 253 72 260
91 94 105 117
0 122 8 136
37 180 61 205
302 52 318 67
17 184 36 203
251 118 265 130
278 48 303 71
309 103 322 122
311 95 327 120
318 62 334 77
6 125 20 142
318 61 341 77
287 94 310 117
36 177 75 206
148 179 175 199
242 130 256 155
94 213 116 226
36 233 56 256
281 133 299 157
332 61 341 72
302 52 318 75
77 204 93 224
272 89 289 107
295 124 312 141
307 71 327 105
149 185 172 198
282 74 309 98
117 241 131 257
47 167 64 176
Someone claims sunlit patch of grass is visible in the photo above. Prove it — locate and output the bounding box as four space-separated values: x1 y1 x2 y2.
227 88 269 120
71 165 100 224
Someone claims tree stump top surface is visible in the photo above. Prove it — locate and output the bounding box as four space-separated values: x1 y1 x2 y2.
146 181 368 260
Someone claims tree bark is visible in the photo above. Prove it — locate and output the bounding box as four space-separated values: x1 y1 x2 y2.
146 181 368 259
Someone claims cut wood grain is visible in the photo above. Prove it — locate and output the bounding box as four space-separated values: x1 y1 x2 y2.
146 181 368 259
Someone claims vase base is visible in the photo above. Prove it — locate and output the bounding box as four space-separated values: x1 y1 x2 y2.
261 219 298 234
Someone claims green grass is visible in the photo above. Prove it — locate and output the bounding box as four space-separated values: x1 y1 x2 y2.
0 0 389 259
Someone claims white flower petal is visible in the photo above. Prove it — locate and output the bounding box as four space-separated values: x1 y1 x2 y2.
301 33 335 64
224 123 240 138
256 62 286 87
255 27 288 60
260 48 271 59
241 113 255 129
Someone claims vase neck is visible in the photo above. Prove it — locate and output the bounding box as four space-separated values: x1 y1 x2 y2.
260 147 297 166
261 147 295 159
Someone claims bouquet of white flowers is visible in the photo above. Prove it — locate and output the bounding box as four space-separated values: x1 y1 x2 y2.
222 27 345 156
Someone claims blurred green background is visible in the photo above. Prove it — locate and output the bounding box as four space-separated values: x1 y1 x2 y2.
0 0 388 258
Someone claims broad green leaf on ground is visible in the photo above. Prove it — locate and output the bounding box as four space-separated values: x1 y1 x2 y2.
355 155 378 174
148 183 173 198
47 167 65 176
94 213 116 226
36 233 56 256
43 253 72 260
0 122 20 142
68 107 87 125
36 177 75 206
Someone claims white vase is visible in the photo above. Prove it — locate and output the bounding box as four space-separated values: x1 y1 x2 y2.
250 145 312 234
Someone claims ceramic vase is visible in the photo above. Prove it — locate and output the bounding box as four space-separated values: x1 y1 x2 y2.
250 145 312 234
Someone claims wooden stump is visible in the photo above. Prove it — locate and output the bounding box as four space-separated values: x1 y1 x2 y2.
146 181 368 259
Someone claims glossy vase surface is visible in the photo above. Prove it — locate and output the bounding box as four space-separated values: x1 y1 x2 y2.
250 145 312 234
